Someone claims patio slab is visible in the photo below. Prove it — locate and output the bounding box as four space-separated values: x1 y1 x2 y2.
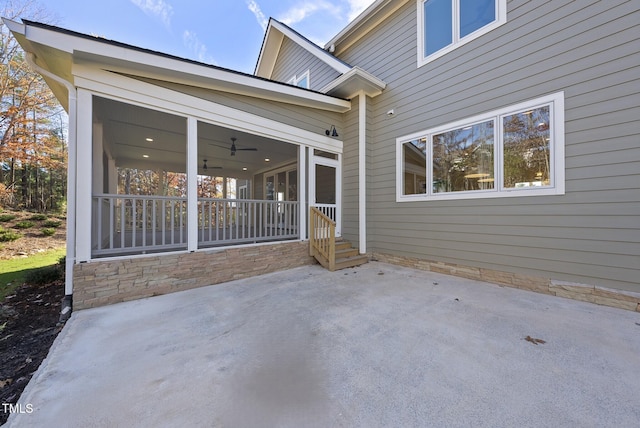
7 262 640 427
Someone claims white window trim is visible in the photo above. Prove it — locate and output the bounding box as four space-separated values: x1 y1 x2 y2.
417 0 507 68
288 70 310 89
396 92 565 202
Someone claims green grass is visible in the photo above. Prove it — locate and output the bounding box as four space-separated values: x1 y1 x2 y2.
0 214 16 222
0 248 66 300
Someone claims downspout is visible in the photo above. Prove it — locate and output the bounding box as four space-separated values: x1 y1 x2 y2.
25 53 77 321
358 90 367 254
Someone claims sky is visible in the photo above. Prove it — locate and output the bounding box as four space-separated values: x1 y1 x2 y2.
37 0 377 74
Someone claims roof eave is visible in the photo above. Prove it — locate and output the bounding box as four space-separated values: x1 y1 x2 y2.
321 67 386 99
7 18 351 113
255 19 352 79
325 0 410 56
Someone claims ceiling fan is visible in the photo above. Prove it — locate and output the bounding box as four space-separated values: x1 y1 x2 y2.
230 137 257 156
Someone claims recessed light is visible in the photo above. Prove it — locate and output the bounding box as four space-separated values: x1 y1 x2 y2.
143 154 150 158
243 167 248 171
146 138 154 142
264 158 270 162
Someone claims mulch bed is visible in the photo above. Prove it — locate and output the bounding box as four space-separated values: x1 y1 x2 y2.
0 279 64 425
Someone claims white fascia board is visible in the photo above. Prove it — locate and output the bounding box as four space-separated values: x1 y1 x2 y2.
2 18 25 37
17 20 350 113
321 67 386 99
72 66 343 154
325 0 410 56
255 21 284 78
268 20 351 75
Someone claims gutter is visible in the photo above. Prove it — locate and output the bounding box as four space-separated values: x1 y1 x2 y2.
25 52 77 321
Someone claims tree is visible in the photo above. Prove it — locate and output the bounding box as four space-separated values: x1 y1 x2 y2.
0 0 66 211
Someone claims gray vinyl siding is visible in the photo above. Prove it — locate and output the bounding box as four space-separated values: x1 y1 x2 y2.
337 0 640 292
271 37 342 91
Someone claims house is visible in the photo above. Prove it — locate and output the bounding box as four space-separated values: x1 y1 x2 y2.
4 0 639 312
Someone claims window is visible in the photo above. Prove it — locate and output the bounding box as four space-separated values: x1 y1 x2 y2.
397 92 565 201
417 0 506 66
287 70 310 89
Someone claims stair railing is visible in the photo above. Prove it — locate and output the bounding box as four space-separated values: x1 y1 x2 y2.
309 206 336 271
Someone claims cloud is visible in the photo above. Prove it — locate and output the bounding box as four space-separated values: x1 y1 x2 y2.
277 1 336 26
346 0 375 21
247 0 268 31
183 30 216 65
130 0 174 27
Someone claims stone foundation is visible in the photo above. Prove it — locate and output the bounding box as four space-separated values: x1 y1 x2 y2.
372 252 640 312
73 241 315 310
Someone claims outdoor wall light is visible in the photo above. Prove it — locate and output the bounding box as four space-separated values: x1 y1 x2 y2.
325 125 339 137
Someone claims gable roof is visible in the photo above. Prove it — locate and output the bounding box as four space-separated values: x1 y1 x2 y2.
254 18 352 79
4 18 351 113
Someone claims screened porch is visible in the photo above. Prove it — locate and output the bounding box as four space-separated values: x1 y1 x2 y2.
89 96 340 259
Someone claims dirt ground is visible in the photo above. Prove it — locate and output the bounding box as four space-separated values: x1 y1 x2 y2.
0 211 66 260
0 210 66 425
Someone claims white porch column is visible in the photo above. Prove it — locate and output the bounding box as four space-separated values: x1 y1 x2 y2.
298 145 307 240
92 123 103 194
108 157 117 194
358 91 367 254
187 117 198 252
75 89 93 262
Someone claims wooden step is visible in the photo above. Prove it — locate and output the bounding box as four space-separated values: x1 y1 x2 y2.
336 247 359 259
310 237 369 271
334 254 369 270
335 240 352 251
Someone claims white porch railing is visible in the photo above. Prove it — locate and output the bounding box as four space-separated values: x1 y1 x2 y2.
311 203 336 222
198 198 298 246
92 194 299 257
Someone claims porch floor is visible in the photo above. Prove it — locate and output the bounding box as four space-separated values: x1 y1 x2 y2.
10 262 640 427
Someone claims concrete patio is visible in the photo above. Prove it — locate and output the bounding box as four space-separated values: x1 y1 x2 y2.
7 262 640 427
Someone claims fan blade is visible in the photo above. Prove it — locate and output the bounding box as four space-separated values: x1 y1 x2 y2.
237 148 258 151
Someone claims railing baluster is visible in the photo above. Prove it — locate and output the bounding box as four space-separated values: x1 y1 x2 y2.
109 198 114 250
97 197 103 250
120 199 126 249
132 199 137 249
142 199 147 248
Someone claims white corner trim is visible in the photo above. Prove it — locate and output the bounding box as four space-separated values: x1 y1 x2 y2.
358 91 367 254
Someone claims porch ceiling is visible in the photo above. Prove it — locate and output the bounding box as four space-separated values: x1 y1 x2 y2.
94 97 298 180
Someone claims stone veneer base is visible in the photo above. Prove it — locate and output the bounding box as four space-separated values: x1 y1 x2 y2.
73 241 315 310
372 252 640 313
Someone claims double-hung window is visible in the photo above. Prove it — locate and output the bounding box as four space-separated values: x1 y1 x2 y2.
397 92 565 201
417 0 507 66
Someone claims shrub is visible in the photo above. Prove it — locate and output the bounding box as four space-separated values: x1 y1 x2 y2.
29 214 48 221
41 227 56 236
24 265 63 285
14 221 35 229
0 214 16 222
42 219 62 228
0 227 21 242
